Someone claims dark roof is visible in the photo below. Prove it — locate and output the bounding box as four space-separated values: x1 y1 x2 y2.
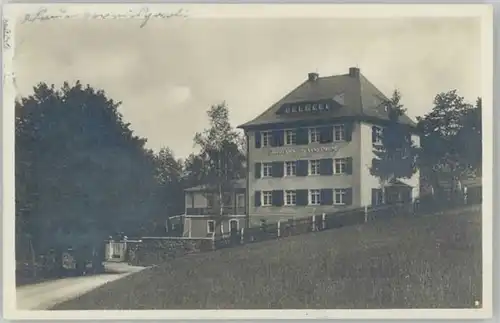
238 68 417 130
184 179 246 192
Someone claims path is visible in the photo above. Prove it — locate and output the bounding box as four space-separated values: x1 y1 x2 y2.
16 262 146 310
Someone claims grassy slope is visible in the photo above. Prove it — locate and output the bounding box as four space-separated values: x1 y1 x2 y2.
53 211 482 310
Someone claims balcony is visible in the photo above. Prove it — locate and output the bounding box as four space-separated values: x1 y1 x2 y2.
185 206 246 216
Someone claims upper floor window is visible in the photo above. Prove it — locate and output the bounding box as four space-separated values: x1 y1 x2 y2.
284 161 296 176
372 126 382 145
333 158 347 174
309 160 321 175
285 129 296 145
309 127 320 143
262 163 272 177
309 189 321 205
284 190 296 206
261 131 272 147
333 124 345 141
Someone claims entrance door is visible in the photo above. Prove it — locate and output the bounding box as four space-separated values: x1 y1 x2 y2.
229 219 239 244
236 194 245 214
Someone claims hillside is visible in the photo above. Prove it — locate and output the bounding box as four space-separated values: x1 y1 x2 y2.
53 209 482 310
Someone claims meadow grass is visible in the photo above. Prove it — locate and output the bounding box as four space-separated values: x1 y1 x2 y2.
53 210 481 310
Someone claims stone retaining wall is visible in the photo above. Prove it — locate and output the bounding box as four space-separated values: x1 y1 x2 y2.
127 238 214 266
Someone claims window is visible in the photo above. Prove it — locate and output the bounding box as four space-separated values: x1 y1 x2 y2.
206 193 214 208
334 189 347 205
262 131 271 147
285 129 296 145
285 190 296 206
372 189 384 205
309 160 320 175
284 161 296 176
372 126 382 145
262 191 272 206
333 124 345 141
309 127 320 143
333 158 346 174
262 163 272 177
207 220 216 234
309 189 321 205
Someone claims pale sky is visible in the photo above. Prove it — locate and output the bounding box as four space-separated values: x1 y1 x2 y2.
14 16 481 159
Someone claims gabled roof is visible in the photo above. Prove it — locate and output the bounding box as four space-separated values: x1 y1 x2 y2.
184 178 246 192
238 68 417 130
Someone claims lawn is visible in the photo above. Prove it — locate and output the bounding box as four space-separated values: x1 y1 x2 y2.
53 210 482 310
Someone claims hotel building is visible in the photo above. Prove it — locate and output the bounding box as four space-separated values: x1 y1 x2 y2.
238 67 420 226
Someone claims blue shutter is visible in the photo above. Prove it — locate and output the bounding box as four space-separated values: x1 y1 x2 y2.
255 131 261 148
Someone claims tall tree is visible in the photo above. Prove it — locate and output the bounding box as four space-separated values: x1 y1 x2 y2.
455 97 482 176
15 81 160 259
370 90 419 203
417 90 478 193
192 102 245 223
152 147 185 232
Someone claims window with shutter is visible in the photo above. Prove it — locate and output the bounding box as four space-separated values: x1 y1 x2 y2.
309 127 320 143
344 122 354 141
333 158 346 174
296 189 308 206
333 124 345 141
319 126 333 143
271 130 284 147
309 189 321 205
284 190 297 206
262 163 272 177
297 160 308 176
272 161 284 177
254 162 261 179
372 126 382 145
255 131 261 148
262 191 272 206
334 188 347 205
284 130 296 145
320 189 333 205
296 128 309 145
272 190 284 206
309 160 321 175
345 188 353 205
320 158 333 175
254 191 261 207
345 157 353 175
261 131 271 147
284 161 297 176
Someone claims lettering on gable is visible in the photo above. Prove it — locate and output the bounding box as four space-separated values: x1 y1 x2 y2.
269 145 339 157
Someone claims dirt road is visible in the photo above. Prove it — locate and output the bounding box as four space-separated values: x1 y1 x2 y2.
16 262 145 310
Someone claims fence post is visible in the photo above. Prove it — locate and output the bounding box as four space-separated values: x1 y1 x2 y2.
277 220 281 238
240 228 245 245
364 206 368 223
312 215 316 232
322 213 326 229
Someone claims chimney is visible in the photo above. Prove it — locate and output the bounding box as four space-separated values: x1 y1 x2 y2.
308 72 319 82
349 67 360 78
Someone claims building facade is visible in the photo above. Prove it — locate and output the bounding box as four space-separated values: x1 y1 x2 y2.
182 179 247 237
238 67 420 226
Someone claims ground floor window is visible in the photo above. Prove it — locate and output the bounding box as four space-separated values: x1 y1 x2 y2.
334 189 347 205
262 191 272 206
285 190 296 206
309 189 321 205
207 220 215 234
